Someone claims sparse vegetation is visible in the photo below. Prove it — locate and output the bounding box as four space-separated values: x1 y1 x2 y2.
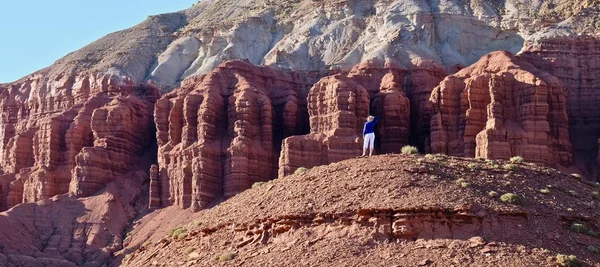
185 247 196 254
540 188 551 194
500 193 521 204
169 227 187 239
569 190 578 197
555 254 579 267
503 164 519 172
468 163 478 170
486 159 497 165
569 222 598 237
401 145 419 155
142 241 152 247
455 178 470 188
252 181 266 188
588 245 599 253
294 167 308 175
570 223 588 233
218 252 235 261
571 173 581 179
592 191 599 199
488 191 499 197
509 156 524 164
424 154 436 160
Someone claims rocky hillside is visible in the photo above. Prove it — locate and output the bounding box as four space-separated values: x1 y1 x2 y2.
0 0 599 266
125 155 600 266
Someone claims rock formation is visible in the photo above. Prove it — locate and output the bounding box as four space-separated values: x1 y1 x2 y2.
430 51 572 166
0 72 158 211
153 60 321 211
519 37 600 176
0 0 599 265
279 60 446 176
0 170 149 266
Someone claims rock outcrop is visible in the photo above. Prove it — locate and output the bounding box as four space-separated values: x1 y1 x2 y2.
153 60 322 211
0 170 149 267
519 37 600 176
279 60 446 176
430 51 572 166
0 72 158 211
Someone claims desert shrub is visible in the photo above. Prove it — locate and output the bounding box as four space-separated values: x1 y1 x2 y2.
170 227 186 239
540 188 551 194
570 223 588 233
294 167 308 175
503 164 519 172
570 173 581 179
509 156 524 164
569 190 578 197
424 154 435 160
592 191 599 199
252 181 266 188
488 191 499 197
218 252 235 261
588 246 599 253
556 254 579 267
185 247 196 254
142 241 152 247
401 145 419 155
454 178 471 188
468 163 478 170
500 193 521 204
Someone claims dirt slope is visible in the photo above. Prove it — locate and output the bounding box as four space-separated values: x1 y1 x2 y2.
123 154 600 266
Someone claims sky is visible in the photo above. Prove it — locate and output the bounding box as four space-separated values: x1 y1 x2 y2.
0 0 197 83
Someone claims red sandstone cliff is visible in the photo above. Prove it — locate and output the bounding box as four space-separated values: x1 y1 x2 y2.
152 60 322 211
0 72 158 211
429 51 572 166
278 60 446 176
519 37 600 176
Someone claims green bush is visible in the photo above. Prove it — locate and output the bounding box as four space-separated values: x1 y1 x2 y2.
401 145 419 155
556 254 579 267
218 252 235 261
488 191 499 197
294 167 308 175
509 156 524 164
170 227 186 239
468 163 478 170
500 193 521 204
252 181 266 188
588 245 599 253
503 164 519 172
486 159 498 165
570 223 587 233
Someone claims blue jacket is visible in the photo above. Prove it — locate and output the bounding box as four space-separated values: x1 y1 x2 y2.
363 117 379 135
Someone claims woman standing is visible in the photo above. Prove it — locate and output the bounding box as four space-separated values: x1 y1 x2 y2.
361 115 379 157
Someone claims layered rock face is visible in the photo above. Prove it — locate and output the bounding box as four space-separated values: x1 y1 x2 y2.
279 61 446 176
430 51 572 166
0 170 149 266
153 60 320 210
0 72 157 211
519 37 600 176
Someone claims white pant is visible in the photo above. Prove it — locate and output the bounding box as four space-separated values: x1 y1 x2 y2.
363 133 375 149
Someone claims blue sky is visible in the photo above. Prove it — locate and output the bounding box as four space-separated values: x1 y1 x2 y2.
0 0 197 83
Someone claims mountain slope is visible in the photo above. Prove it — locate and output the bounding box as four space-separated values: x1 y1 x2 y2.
124 154 600 266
